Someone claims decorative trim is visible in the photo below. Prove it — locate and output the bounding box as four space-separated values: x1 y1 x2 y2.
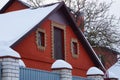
71 38 79 58
51 21 66 60
36 28 46 50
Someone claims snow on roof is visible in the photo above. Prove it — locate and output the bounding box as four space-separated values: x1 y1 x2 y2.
107 71 118 78
51 60 72 69
0 3 59 57
0 42 20 58
0 0 9 10
0 3 59 46
19 59 26 67
0 47 20 58
87 67 104 75
108 60 120 79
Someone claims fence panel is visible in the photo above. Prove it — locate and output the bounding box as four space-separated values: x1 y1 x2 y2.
0 63 1 80
73 76 93 80
20 67 60 80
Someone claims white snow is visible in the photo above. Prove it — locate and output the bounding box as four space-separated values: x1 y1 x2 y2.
117 54 120 59
87 67 104 75
107 71 118 78
0 3 59 46
0 47 20 58
0 42 20 58
19 59 26 67
51 60 72 69
108 60 120 79
0 0 9 10
0 3 59 58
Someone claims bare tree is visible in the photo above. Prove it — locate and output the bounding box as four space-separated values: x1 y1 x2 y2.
26 0 43 8
26 0 120 51
58 0 120 51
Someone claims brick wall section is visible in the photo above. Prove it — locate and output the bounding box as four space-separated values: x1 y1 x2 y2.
0 57 19 80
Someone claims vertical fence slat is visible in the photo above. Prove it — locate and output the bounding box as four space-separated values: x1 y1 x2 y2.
20 67 60 80
73 76 93 80
20 67 92 80
0 63 1 80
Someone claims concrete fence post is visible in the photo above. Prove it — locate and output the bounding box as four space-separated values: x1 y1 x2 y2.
87 67 104 80
0 56 20 80
51 60 72 80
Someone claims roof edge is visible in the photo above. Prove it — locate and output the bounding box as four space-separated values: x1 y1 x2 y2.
58 2 106 72
7 1 105 71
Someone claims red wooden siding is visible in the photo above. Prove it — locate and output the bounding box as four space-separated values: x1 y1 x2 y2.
4 0 27 13
65 25 95 77
93 47 117 69
13 20 53 71
13 19 95 77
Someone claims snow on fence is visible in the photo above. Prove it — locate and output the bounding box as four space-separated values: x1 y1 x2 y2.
20 67 60 80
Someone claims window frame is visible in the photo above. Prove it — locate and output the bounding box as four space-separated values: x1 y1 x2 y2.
51 21 66 60
36 28 46 50
71 38 79 58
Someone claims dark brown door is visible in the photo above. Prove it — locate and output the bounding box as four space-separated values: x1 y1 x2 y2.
54 27 64 60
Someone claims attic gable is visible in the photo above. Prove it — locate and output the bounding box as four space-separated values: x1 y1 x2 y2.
0 0 9 10
50 2 105 71
0 0 28 13
0 3 59 47
0 2 105 72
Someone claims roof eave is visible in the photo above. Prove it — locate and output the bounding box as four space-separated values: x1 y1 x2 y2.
60 2 106 71
0 0 29 13
11 2 62 48
0 0 13 13
10 1 105 71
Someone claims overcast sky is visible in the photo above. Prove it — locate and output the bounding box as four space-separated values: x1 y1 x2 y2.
100 0 120 18
0 0 120 18
41 0 120 18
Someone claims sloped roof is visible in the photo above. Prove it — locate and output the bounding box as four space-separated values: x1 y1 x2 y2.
0 2 105 71
0 44 20 57
0 0 29 13
108 60 120 79
107 71 118 78
0 0 9 10
0 2 59 57
0 3 59 46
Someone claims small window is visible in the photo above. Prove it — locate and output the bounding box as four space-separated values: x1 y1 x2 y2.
72 42 78 55
36 28 46 50
38 32 45 47
71 39 79 58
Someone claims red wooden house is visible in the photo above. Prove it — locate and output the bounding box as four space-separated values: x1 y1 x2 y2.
0 1 105 77
93 47 118 69
0 0 28 13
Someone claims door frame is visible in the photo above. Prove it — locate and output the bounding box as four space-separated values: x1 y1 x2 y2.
51 21 66 60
